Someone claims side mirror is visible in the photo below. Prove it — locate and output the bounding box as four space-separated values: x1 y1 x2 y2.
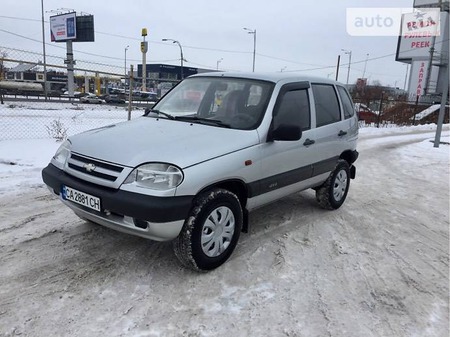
268 124 302 142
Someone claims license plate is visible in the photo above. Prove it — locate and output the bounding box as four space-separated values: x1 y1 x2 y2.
62 185 101 212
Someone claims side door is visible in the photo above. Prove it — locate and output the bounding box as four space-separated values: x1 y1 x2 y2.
250 82 323 207
309 83 349 176
336 85 359 144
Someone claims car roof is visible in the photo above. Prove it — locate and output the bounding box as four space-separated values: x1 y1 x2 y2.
189 71 343 86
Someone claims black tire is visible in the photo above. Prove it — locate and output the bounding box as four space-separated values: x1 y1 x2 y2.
173 188 243 271
316 159 350 210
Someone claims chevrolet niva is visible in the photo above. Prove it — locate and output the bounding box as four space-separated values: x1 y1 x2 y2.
42 72 359 271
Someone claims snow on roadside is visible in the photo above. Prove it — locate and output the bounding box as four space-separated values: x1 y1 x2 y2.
0 139 60 195
0 123 448 197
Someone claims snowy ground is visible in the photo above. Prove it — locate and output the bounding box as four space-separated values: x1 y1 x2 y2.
0 114 449 336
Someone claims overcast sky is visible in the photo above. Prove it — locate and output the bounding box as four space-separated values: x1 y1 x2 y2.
1 0 414 87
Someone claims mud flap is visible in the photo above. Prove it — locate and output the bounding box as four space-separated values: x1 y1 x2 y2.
350 165 356 179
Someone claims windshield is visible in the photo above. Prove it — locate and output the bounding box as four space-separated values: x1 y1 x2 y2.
152 77 274 130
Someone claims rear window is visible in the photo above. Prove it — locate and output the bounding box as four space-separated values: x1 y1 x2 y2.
337 86 355 119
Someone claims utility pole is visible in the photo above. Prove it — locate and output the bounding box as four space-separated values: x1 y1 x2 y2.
433 65 448 148
217 58 223 70
335 55 340 81
141 28 148 91
377 91 384 128
362 53 369 79
66 40 75 99
128 64 133 121
243 28 256 72
341 49 352 85
41 0 48 101
424 0 443 96
403 63 409 91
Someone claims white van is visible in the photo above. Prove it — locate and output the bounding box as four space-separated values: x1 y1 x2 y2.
42 72 359 271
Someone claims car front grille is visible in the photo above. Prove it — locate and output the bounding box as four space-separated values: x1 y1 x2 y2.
67 153 125 184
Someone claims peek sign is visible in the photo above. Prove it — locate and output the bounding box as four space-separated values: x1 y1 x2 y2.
396 9 442 61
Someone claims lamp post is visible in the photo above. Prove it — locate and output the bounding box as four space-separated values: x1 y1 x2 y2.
124 45 129 88
162 38 184 80
217 58 223 70
341 49 352 85
243 27 256 72
362 53 369 79
403 63 409 91
41 0 48 100
124 45 129 77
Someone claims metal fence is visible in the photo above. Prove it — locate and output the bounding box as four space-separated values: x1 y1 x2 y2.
0 98 148 141
1 46 448 140
0 46 158 141
354 97 449 128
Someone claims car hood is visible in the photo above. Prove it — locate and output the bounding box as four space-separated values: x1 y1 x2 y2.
68 117 261 168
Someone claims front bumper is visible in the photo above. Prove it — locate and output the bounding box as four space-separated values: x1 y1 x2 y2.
42 164 194 241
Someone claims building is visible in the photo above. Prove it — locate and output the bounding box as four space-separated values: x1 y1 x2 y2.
136 63 216 95
3 63 67 95
396 0 449 103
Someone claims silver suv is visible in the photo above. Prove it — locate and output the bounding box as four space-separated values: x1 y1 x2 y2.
42 72 359 271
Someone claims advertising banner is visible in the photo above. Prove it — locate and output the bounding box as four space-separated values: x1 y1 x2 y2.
396 10 443 61
50 12 77 42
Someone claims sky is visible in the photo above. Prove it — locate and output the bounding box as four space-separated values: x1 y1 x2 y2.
1 0 415 87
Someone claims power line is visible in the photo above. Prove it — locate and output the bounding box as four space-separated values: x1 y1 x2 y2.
1 14 448 77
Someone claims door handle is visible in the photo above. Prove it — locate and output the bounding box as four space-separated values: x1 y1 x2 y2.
303 138 315 146
338 130 347 137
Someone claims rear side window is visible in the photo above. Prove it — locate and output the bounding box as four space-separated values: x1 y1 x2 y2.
273 89 310 131
311 84 341 127
337 86 355 119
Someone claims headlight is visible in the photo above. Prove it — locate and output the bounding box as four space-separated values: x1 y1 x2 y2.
123 163 183 190
52 140 71 169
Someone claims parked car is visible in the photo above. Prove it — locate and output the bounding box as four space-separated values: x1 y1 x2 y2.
104 95 126 104
80 93 103 104
62 90 83 98
42 72 359 271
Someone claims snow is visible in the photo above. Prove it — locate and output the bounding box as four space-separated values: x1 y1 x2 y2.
414 104 449 121
0 105 449 337
0 118 447 197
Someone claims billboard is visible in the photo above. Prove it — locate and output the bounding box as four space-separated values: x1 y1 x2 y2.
396 10 444 61
414 0 449 7
50 12 77 42
407 60 440 99
74 15 95 42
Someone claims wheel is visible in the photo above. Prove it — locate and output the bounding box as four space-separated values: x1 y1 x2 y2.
316 159 350 210
173 188 243 271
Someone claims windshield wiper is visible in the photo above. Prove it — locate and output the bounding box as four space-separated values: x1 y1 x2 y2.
144 108 175 120
175 116 231 128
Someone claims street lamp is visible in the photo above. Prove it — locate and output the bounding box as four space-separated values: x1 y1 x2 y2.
162 38 184 80
403 63 409 91
243 27 256 72
341 49 352 85
362 53 369 79
41 0 48 100
217 58 223 70
124 45 129 79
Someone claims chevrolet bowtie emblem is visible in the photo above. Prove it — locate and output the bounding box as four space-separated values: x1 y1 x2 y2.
83 163 96 172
